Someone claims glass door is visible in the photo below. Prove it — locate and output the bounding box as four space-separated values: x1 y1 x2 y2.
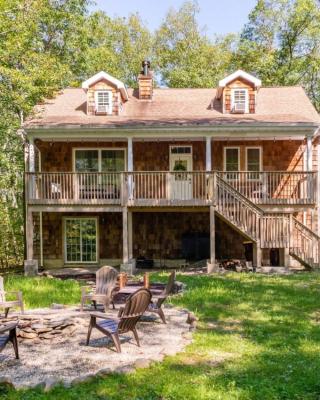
65 218 97 263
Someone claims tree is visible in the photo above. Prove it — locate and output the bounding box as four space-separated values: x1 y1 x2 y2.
0 0 90 267
154 1 234 87
236 0 320 110
84 12 153 87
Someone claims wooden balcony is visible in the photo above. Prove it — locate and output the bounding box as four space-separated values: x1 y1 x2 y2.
25 171 317 207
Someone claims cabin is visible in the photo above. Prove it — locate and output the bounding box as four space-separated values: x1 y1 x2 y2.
23 62 320 273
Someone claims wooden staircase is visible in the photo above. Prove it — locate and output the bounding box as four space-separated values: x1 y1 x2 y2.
289 217 320 270
216 176 319 269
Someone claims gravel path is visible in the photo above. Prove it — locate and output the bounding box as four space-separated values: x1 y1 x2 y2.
0 306 191 389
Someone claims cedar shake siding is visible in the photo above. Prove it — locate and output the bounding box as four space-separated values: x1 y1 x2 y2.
33 211 248 266
36 140 306 173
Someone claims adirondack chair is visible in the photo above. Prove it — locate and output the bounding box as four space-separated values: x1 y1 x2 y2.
0 321 19 359
86 288 152 353
0 276 24 318
147 271 176 324
81 266 118 312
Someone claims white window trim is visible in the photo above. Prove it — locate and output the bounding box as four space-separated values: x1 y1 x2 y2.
245 146 263 181
94 90 112 115
245 146 263 172
63 217 99 264
224 146 240 172
231 88 249 113
72 148 127 172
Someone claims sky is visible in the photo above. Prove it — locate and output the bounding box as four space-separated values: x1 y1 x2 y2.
91 0 257 37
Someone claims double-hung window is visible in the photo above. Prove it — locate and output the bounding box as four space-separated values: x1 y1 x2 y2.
74 149 126 196
224 147 240 180
231 89 248 113
246 147 262 180
95 90 112 114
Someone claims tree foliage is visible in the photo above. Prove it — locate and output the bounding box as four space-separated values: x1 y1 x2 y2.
0 0 319 267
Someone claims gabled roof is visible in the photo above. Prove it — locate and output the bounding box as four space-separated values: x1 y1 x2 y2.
24 86 320 129
218 70 262 89
81 71 129 101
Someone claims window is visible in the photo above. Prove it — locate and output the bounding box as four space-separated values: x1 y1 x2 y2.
74 149 126 173
170 146 192 155
95 90 112 114
65 218 97 263
231 89 248 113
224 147 240 180
246 147 262 180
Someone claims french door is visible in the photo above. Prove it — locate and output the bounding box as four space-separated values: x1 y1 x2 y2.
64 218 97 263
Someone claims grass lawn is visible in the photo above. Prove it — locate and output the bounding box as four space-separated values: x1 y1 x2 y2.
2 272 320 400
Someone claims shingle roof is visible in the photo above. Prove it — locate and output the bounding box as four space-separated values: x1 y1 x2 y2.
25 86 320 129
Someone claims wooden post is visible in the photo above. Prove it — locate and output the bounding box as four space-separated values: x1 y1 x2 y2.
253 241 262 269
122 207 129 264
143 272 150 289
39 211 43 267
206 137 212 171
26 209 33 260
207 205 216 273
306 135 312 202
127 137 133 199
128 210 133 260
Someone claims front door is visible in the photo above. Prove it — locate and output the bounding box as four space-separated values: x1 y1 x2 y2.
169 147 193 200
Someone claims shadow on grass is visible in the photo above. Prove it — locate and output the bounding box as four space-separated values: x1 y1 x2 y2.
2 272 320 399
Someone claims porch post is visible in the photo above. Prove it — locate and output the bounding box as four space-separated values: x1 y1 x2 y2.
207 205 217 273
306 135 312 172
29 137 35 173
128 210 133 260
306 135 313 203
24 208 38 276
127 137 133 199
253 242 262 269
122 207 129 264
26 209 33 260
206 136 212 171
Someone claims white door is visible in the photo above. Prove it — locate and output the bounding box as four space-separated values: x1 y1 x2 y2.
169 154 193 200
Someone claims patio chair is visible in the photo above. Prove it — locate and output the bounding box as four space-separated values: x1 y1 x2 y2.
147 271 176 324
86 288 152 353
0 321 19 359
81 266 118 312
0 276 24 318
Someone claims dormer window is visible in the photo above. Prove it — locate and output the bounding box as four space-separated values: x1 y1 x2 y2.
231 89 248 113
217 70 261 114
95 90 112 115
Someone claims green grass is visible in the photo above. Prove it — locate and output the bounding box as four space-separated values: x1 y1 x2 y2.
2 272 320 399
4 275 82 309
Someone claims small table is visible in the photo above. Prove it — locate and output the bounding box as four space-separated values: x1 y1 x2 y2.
117 285 163 297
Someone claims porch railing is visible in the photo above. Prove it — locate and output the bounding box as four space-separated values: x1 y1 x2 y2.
126 171 212 206
290 217 320 268
26 172 123 205
218 171 316 204
26 170 317 206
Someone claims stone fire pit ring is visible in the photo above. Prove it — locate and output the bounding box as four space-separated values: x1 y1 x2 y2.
0 305 193 390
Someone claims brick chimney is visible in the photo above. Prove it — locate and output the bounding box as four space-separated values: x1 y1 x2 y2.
138 60 153 100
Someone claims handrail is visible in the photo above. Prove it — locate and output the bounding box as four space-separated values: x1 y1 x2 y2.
216 175 264 215
292 216 320 240
290 216 320 268
217 175 289 247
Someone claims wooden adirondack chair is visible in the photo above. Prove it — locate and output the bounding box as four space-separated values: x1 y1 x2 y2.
0 276 24 318
147 271 176 324
86 288 152 353
81 266 118 312
0 321 19 359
